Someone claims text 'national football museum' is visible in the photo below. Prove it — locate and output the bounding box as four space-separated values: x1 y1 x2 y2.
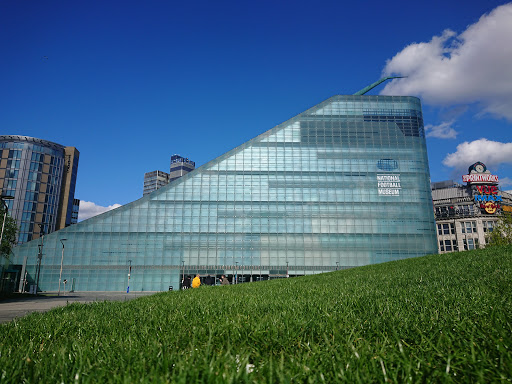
10 82 438 292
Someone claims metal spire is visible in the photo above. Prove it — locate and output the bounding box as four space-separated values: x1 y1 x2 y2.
353 76 405 95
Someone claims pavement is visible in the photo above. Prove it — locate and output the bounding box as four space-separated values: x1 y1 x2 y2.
0 291 157 324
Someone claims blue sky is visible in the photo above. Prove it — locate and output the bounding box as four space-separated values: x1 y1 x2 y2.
1 0 511 219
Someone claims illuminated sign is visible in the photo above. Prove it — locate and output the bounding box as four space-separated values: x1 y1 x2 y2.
483 202 498 214
473 183 501 214
462 174 498 183
377 174 401 196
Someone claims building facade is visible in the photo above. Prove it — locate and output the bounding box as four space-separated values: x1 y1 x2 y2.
432 162 512 253
143 155 195 196
143 170 171 196
0 135 79 243
11 95 437 292
71 198 80 225
169 155 195 182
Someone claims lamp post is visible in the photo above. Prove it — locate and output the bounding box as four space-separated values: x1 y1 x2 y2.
0 195 14 250
286 261 289 278
181 260 185 289
35 223 45 294
336 261 339 271
58 239 67 296
235 261 239 284
127 260 132 293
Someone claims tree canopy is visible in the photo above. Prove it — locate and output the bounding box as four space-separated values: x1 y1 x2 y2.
0 204 18 259
486 212 512 246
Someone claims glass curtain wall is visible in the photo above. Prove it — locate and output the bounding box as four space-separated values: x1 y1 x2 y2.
11 95 437 292
0 137 66 243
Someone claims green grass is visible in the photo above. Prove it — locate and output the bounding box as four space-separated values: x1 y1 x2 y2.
1 246 512 383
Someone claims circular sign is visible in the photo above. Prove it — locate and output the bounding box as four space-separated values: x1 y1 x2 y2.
484 202 497 214
469 161 487 173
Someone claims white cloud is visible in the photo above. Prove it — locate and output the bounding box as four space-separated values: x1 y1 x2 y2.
78 201 122 221
381 3 512 121
425 120 458 139
442 138 512 173
499 177 512 188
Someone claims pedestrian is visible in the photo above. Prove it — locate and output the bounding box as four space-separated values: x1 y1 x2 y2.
183 275 191 289
192 274 201 288
220 274 230 285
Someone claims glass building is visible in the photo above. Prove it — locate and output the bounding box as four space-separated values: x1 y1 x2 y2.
10 95 437 292
0 135 79 243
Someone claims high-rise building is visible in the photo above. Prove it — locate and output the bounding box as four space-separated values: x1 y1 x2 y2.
432 162 512 253
143 170 170 196
10 92 437 292
0 135 79 243
169 155 195 182
143 155 195 196
71 198 80 225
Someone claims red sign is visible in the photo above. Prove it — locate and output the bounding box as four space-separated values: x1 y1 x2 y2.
462 174 498 183
476 185 498 194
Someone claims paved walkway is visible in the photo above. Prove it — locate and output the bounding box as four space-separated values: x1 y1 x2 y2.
0 292 157 324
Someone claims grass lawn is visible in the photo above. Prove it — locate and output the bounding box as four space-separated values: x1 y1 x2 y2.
1 246 511 383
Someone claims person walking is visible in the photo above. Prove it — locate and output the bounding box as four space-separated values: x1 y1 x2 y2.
183 275 192 289
192 274 201 288
220 274 230 286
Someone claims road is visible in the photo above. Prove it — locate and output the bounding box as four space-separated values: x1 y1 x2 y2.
0 292 157 324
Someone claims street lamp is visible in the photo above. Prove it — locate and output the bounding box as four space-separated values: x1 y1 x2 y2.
286 261 289 278
35 223 46 294
181 260 185 288
127 260 132 293
0 195 14 250
58 239 67 296
235 261 239 284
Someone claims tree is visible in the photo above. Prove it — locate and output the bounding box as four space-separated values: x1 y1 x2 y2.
0 204 18 259
486 212 512 247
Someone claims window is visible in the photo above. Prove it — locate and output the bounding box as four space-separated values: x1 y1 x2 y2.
461 221 477 234
437 223 455 235
463 238 478 250
483 221 494 232
440 239 458 253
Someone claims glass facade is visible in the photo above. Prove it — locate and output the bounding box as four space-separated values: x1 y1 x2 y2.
11 95 437 292
0 136 78 244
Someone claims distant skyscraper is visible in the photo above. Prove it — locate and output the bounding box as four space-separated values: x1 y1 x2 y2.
0 135 79 243
169 155 195 182
71 198 80 225
143 170 170 196
143 155 195 196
